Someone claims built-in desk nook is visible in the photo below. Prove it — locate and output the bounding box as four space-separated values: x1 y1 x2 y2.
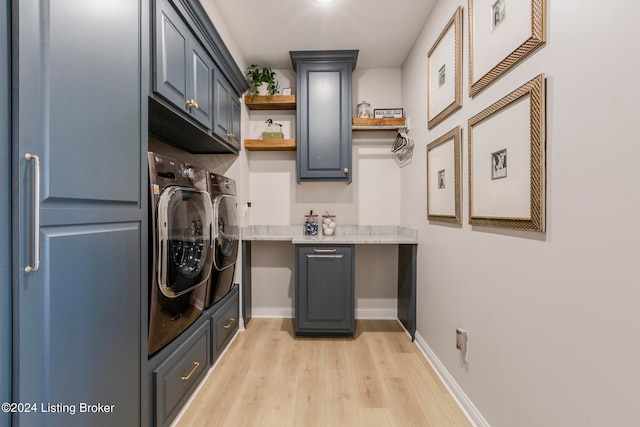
241 226 417 340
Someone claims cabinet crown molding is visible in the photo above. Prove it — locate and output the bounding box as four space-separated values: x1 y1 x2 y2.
290 50 359 71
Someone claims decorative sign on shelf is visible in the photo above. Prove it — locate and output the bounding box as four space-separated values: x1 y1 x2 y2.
374 108 403 119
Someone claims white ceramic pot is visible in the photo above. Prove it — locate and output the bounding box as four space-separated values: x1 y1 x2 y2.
257 82 269 96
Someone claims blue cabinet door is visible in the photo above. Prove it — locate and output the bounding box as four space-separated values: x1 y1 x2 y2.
295 245 355 335
296 61 353 183
155 0 189 111
212 68 241 151
230 94 242 147
13 1 145 426
190 39 213 129
213 68 232 142
154 0 213 130
1 1 11 425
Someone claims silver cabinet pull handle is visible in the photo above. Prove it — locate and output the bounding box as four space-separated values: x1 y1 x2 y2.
314 249 337 253
24 153 41 273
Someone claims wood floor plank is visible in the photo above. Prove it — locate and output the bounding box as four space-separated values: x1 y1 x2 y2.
174 318 470 427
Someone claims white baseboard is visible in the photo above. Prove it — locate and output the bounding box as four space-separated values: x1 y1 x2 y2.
251 307 294 318
413 331 490 427
250 308 397 320
355 308 397 320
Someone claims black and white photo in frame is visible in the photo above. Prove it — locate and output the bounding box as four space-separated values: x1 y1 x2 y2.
427 126 462 225
468 75 546 231
491 148 507 179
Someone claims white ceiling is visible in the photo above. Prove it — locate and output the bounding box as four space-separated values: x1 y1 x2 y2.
210 0 437 70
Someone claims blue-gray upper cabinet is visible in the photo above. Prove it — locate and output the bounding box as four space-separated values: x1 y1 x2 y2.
213 67 241 151
295 245 355 335
291 50 358 183
154 0 213 129
150 0 248 154
13 0 146 426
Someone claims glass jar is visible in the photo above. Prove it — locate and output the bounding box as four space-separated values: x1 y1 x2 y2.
357 101 372 118
322 214 336 236
303 212 319 236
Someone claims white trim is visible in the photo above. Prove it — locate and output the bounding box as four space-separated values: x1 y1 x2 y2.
413 331 491 427
251 307 294 318
355 308 397 320
250 308 397 320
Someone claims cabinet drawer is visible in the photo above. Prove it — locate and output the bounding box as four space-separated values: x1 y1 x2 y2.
153 321 210 426
211 289 239 363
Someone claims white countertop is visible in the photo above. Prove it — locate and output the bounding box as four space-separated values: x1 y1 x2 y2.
241 225 418 245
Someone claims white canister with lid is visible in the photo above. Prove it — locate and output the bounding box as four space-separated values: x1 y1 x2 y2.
322 213 336 236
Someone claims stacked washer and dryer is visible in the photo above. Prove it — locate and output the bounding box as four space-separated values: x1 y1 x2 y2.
147 152 239 357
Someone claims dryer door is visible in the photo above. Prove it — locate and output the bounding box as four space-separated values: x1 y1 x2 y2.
157 186 213 297
213 194 239 271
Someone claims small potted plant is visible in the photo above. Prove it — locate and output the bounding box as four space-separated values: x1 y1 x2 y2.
245 64 280 100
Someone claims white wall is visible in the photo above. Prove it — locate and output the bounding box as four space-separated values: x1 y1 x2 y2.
248 68 403 316
401 1 640 426
247 68 403 226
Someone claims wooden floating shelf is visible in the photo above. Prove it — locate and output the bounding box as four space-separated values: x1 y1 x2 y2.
244 95 296 110
352 125 405 131
244 139 296 151
352 117 406 128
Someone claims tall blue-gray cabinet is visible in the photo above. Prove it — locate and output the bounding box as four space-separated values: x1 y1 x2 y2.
1 0 11 424
295 245 355 335
12 1 147 426
291 50 358 183
154 0 213 129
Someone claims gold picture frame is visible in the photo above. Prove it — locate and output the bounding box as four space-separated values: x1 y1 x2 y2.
427 7 463 129
468 0 546 96
468 74 545 231
427 126 462 224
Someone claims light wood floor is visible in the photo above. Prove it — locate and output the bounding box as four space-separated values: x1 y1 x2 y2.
175 318 470 427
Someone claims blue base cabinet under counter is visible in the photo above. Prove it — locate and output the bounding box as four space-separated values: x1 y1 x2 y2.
295 245 355 336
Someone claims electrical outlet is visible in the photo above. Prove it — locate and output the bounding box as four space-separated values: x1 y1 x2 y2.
456 328 468 363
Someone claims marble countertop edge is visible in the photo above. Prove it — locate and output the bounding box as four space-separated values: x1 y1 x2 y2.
241 225 418 244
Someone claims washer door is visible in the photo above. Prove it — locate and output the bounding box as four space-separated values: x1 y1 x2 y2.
213 194 239 271
157 186 213 297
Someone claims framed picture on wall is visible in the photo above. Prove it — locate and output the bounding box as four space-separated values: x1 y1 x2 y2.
427 7 463 129
427 126 462 224
468 0 546 96
468 74 546 231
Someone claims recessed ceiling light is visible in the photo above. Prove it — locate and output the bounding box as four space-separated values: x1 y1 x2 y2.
314 0 337 3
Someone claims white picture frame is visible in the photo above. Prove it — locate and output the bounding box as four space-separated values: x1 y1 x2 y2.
468 74 546 231
427 7 463 129
468 0 546 96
